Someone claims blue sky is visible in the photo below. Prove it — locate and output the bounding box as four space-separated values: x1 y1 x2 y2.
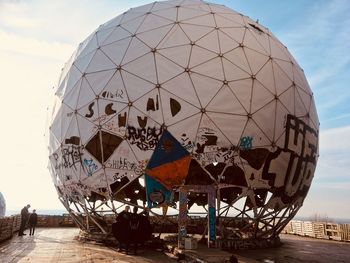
0 0 349 219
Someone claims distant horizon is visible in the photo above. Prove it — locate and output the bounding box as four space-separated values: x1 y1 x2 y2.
1 0 349 220
5 208 350 224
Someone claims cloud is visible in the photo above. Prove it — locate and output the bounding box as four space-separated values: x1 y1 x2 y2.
0 30 75 61
279 0 350 88
313 125 350 186
320 125 350 152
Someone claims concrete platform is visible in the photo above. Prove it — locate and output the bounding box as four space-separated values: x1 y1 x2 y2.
235 234 350 263
0 228 177 263
171 234 350 263
1 229 350 263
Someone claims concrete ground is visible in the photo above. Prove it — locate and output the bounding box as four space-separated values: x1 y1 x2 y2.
1 229 350 263
235 234 350 263
0 228 177 263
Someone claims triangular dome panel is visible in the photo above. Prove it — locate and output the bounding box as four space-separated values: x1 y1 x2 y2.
98 99 129 121
190 72 223 107
275 101 290 144
269 36 290 61
104 140 143 181
121 70 155 101
228 78 253 113
101 107 128 137
182 14 216 27
207 112 247 146
180 23 213 42
100 71 129 103
278 86 295 115
196 30 220 53
85 49 116 73
73 50 95 73
241 118 271 148
247 26 270 53
178 6 209 21
133 88 164 124
96 27 114 46
188 45 218 68
192 57 224 80
222 57 251 81
244 47 269 75
218 30 240 53
255 60 275 94
160 89 200 125
75 113 98 145
162 72 201 107
158 45 191 68
167 112 201 154
137 14 174 33
63 78 82 109
122 53 157 83
122 37 151 64
85 69 115 95
158 24 190 48
152 7 177 21
206 85 246 115
76 78 96 109
243 29 269 55
215 14 242 27
192 113 233 166
224 48 251 75
120 15 146 34
155 53 185 83
101 37 132 66
137 24 173 48
251 80 274 113
252 101 276 142
273 61 293 96
220 27 245 44
102 27 132 46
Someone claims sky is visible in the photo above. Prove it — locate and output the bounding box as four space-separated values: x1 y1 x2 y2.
0 0 349 220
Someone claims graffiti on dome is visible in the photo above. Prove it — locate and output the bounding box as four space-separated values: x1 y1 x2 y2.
127 126 164 151
195 127 218 154
180 133 194 151
240 136 253 150
195 114 319 209
51 145 82 170
146 95 160 112
101 89 124 100
83 158 98 176
105 157 144 175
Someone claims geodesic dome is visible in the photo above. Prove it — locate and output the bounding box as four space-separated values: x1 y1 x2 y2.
0 192 5 217
48 0 319 241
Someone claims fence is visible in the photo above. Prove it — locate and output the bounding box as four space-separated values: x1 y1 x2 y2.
0 214 76 242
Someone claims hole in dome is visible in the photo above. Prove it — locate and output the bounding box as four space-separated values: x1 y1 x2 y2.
248 23 263 33
85 131 123 163
138 177 145 187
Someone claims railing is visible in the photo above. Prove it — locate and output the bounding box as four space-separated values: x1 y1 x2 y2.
0 214 76 243
0 215 21 242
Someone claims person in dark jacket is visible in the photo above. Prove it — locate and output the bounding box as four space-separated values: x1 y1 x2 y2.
112 206 131 252
18 204 30 236
28 209 38 236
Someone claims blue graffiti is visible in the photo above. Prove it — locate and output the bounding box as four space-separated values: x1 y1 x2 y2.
83 158 98 177
240 136 253 150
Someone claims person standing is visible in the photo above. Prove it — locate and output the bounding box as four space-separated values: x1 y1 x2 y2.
28 209 38 236
112 206 131 253
18 204 30 236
